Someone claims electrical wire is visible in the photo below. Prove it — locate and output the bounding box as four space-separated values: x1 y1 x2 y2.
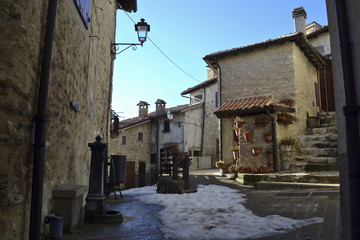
121 10 202 83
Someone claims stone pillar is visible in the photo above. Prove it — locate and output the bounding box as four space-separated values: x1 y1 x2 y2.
85 135 106 216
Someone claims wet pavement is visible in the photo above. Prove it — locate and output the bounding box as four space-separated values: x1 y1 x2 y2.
63 169 341 240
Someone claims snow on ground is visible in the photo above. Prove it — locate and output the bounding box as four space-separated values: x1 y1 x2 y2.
123 184 323 240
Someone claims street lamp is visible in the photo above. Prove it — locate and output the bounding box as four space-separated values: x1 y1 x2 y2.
167 111 181 127
111 18 150 55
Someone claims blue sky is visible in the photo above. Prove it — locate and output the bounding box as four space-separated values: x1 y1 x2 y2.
112 0 328 119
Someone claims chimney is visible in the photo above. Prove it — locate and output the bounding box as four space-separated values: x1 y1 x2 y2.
155 99 166 114
137 101 149 118
292 7 307 33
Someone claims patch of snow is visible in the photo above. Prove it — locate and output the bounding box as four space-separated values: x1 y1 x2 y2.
123 184 323 239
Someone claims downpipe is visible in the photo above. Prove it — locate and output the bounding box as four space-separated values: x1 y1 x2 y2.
335 0 360 238
29 0 58 239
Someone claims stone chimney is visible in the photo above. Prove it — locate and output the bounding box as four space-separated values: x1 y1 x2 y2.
137 101 149 118
155 99 166 114
292 7 307 33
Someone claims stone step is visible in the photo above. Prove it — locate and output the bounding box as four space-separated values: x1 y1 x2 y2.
304 163 339 172
301 147 338 157
294 156 338 164
308 126 337 135
319 111 336 118
300 141 338 149
298 133 338 143
242 172 339 185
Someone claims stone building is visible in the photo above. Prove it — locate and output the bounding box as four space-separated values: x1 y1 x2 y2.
0 0 137 238
109 100 190 187
203 7 330 172
181 73 219 168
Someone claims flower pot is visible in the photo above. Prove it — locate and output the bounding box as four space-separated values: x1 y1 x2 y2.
238 167 251 173
264 134 273 142
219 164 228 169
261 167 271 173
243 132 254 141
251 147 262 156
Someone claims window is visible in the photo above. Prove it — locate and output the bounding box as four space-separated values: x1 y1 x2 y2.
138 132 143 141
121 135 126 145
193 150 201 157
164 120 170 133
74 0 90 29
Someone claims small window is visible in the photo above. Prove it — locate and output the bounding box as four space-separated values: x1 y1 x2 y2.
164 120 170 133
138 132 143 141
121 135 127 145
193 150 201 157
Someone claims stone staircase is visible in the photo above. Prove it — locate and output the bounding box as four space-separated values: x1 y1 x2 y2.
239 112 340 187
296 112 339 174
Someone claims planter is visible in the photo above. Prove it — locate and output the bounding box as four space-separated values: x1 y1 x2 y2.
238 167 251 173
243 132 254 141
254 119 268 126
283 101 295 108
219 164 228 169
277 114 294 124
261 167 271 173
264 134 273 142
251 147 262 156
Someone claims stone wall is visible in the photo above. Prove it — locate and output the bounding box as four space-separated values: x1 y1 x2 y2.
108 121 152 185
217 41 319 172
0 0 117 238
218 42 296 103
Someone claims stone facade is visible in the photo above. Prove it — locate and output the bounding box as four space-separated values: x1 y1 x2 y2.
108 120 152 186
206 36 323 172
0 0 121 238
183 77 219 168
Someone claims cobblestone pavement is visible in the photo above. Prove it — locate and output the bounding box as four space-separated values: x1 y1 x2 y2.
62 169 341 240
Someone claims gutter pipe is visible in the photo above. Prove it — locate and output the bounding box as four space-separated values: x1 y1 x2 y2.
266 110 278 171
29 1 58 239
334 0 360 238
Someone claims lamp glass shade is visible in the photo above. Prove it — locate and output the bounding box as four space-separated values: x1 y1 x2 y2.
167 111 173 120
135 18 150 44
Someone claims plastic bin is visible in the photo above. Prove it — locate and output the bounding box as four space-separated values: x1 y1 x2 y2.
45 214 63 239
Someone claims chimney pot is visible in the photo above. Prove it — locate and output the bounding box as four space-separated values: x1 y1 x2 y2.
155 99 166 114
137 101 149 118
292 7 307 33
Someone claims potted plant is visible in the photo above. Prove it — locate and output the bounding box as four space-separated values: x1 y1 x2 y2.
277 113 296 124
228 164 239 179
243 132 254 141
251 146 262 156
263 131 273 142
238 167 251 173
281 99 295 108
216 161 227 169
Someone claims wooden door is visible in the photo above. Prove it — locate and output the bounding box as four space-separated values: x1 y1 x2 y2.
138 162 146 187
125 161 135 189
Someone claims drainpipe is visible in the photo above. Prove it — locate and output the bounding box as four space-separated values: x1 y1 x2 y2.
335 0 360 238
266 110 278 171
200 87 205 156
29 1 58 239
